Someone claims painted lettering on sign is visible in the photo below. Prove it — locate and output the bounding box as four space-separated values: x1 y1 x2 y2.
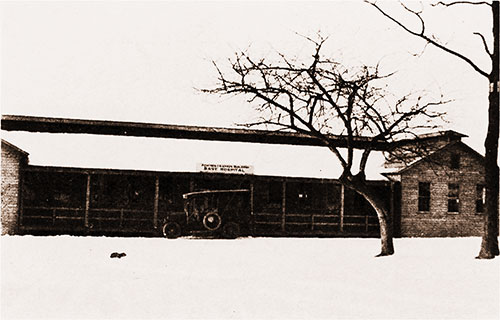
197 163 254 174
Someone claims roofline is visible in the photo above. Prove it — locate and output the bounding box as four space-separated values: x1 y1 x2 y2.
410 130 467 140
381 173 400 183
22 164 392 185
1 115 470 153
0 115 391 150
454 141 486 163
390 130 467 148
1 139 29 156
383 141 484 175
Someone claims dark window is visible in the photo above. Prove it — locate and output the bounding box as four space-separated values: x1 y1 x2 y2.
23 171 87 208
297 183 312 208
286 182 314 213
90 175 154 210
476 184 486 213
326 184 342 212
418 182 431 212
298 185 309 202
268 181 283 205
448 183 460 213
159 176 191 212
193 178 218 191
192 177 247 192
450 153 460 170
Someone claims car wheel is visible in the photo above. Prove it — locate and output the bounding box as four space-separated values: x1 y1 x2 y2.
223 222 240 239
202 212 222 231
162 222 181 239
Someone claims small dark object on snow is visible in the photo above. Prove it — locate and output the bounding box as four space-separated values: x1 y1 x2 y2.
110 252 126 259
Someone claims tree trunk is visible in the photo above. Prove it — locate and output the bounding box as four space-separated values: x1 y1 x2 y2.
477 0 499 259
343 176 395 256
362 191 395 257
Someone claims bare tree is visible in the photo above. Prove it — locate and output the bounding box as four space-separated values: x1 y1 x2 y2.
368 0 499 259
205 37 446 256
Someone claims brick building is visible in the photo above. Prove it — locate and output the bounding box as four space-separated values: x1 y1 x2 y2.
1 140 28 235
384 141 486 237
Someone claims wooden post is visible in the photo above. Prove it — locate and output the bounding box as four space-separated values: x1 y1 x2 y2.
390 182 395 236
365 215 369 233
154 176 159 229
340 184 344 232
250 181 255 235
84 174 91 228
120 209 124 228
18 170 25 228
281 181 286 232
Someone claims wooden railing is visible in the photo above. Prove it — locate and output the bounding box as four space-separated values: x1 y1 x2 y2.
22 206 379 235
21 206 154 232
253 212 379 234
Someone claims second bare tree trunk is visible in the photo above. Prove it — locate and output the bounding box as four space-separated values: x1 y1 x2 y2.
344 177 395 256
477 0 499 259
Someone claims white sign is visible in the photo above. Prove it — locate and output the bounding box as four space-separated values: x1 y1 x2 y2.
197 163 254 174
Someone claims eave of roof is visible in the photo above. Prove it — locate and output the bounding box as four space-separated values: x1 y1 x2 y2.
1 115 391 150
382 141 485 176
391 130 467 147
1 139 29 156
1 130 389 181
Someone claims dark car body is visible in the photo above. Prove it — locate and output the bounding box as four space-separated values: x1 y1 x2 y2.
163 189 250 238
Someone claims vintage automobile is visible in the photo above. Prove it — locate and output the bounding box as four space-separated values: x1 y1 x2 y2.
162 189 250 239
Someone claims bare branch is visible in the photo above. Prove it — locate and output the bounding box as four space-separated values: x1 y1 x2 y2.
473 32 493 56
399 1 426 35
432 1 492 7
205 35 449 183
367 1 490 78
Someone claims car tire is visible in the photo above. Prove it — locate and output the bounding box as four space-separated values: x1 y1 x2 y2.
162 222 181 239
223 222 240 239
202 212 222 231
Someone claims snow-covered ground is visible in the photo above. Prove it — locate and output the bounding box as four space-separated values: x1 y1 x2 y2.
1 236 499 320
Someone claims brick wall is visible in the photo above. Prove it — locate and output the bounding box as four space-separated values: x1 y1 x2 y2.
400 143 485 237
1 142 27 235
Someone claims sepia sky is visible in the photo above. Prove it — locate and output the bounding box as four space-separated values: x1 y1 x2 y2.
0 1 494 175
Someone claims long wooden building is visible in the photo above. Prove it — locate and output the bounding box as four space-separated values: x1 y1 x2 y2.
1 116 488 238
8 162 393 238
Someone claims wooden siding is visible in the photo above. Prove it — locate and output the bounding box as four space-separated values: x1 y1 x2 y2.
18 165 391 237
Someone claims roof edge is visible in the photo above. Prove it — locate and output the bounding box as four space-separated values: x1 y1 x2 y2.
382 141 484 175
1 139 29 156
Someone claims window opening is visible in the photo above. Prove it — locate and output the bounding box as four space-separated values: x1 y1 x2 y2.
448 183 460 213
418 182 431 212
